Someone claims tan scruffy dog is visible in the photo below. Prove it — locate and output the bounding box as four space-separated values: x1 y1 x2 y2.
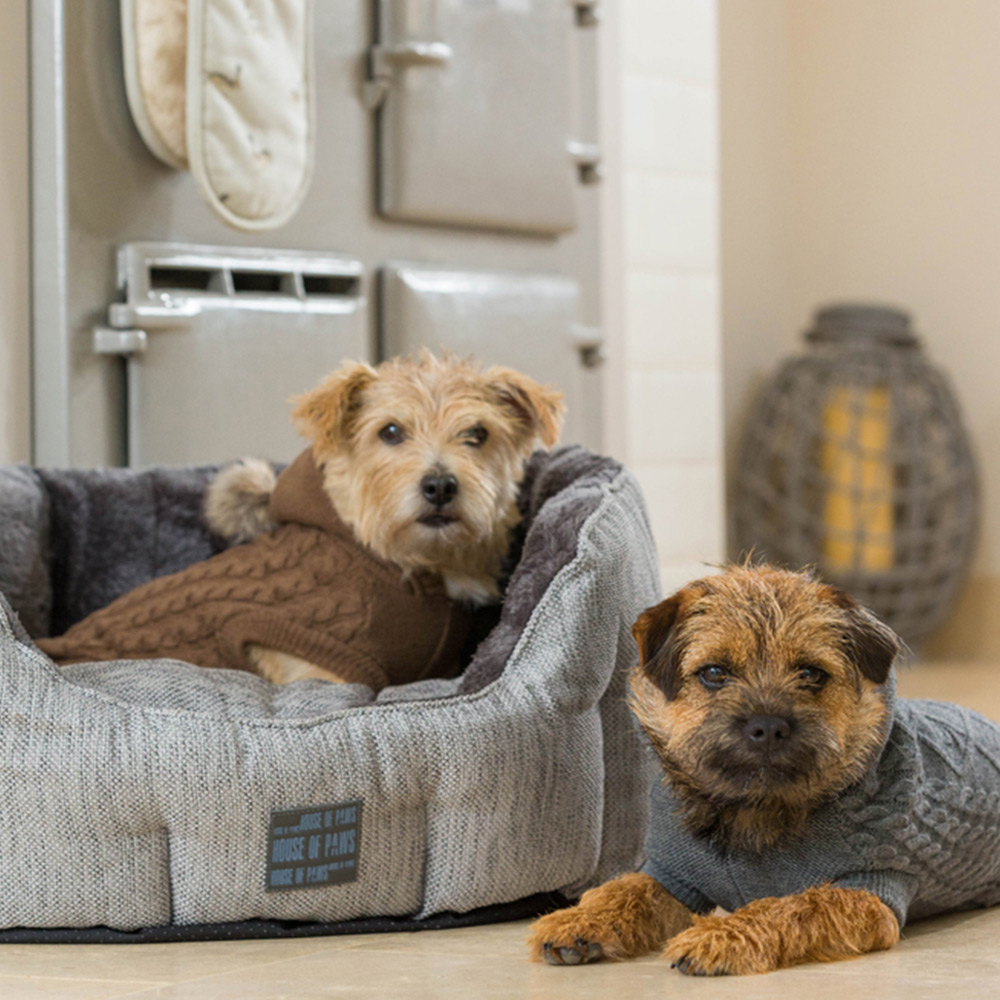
213 352 564 682
208 351 563 607
39 353 563 687
529 564 1000 975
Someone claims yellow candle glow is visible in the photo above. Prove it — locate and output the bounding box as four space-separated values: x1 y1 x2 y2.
822 386 894 571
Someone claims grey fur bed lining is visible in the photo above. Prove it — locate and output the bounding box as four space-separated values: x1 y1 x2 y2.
4 448 622 709
0 446 660 933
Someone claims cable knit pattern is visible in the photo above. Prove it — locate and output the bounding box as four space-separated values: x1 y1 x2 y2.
38 450 470 690
643 679 1000 926
837 697 1000 921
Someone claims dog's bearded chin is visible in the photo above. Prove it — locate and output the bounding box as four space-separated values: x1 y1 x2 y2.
703 743 825 803
417 513 461 529
715 760 810 791
395 516 475 559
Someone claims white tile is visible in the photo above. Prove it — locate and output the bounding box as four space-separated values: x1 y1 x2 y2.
621 0 718 84
625 271 721 369
622 76 717 176
624 170 719 271
625 270 682 367
622 76 682 171
626 369 722 463
631 461 726 563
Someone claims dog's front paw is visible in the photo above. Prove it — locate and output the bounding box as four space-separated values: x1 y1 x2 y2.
527 907 617 966
664 915 775 977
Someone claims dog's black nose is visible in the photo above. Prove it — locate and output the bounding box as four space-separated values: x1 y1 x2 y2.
743 715 793 748
420 473 459 507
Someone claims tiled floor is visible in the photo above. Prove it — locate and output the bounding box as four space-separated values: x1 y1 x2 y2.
2 658 998 999
3 908 1000 1000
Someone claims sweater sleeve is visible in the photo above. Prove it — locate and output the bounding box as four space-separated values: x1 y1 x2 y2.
640 856 715 916
833 870 919 928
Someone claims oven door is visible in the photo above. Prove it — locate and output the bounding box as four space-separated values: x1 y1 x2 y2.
369 0 582 235
102 243 368 466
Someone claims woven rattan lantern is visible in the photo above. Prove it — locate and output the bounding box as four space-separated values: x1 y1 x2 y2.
734 304 978 644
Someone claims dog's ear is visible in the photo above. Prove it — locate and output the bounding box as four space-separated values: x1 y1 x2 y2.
291 362 377 452
824 585 899 684
632 594 686 700
487 367 565 449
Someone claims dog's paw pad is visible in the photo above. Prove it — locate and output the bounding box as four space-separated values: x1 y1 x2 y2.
669 953 715 977
542 940 604 966
527 909 614 965
666 945 727 976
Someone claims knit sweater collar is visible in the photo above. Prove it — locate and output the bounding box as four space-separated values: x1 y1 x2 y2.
267 449 448 599
867 669 898 770
268 448 354 540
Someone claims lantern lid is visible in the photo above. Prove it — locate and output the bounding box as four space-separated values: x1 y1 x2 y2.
806 304 920 348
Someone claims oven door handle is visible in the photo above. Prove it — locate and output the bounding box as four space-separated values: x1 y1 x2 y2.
364 41 454 111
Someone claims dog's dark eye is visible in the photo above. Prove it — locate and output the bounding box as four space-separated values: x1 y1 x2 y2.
461 424 489 448
378 423 405 446
697 664 730 691
796 664 829 689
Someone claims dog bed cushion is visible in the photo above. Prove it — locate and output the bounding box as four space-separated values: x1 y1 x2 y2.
0 447 659 935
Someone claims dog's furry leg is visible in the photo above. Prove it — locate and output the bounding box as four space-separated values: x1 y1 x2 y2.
528 872 693 964
204 458 278 543
247 644 350 684
664 884 899 976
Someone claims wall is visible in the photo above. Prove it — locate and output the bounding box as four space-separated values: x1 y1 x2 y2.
720 0 1000 656
718 0 795 493
614 0 726 593
0 1 30 465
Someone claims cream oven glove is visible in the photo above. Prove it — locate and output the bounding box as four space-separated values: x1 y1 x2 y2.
121 0 315 231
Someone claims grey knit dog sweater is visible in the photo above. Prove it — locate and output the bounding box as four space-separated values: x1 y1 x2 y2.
642 680 1000 926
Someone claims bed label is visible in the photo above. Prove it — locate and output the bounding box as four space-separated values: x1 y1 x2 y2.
265 800 363 892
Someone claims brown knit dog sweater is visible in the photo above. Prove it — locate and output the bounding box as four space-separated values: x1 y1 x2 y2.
38 450 473 690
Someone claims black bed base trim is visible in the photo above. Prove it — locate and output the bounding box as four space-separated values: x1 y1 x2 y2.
0 891 572 945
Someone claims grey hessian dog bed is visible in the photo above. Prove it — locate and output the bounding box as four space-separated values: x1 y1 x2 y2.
0 447 660 943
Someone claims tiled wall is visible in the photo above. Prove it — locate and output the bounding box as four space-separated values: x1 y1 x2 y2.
616 0 725 592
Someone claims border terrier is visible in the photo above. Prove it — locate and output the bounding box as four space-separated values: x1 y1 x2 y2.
529 564 1000 975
